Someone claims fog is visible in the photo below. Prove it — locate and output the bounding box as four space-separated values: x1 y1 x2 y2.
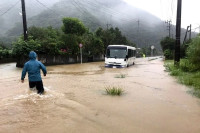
0 0 60 35
0 0 195 49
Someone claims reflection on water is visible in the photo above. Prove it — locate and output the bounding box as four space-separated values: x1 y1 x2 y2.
0 59 200 133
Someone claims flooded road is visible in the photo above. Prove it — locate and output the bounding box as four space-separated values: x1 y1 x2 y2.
0 58 200 133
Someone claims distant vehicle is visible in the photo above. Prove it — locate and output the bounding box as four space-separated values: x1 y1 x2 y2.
105 45 136 68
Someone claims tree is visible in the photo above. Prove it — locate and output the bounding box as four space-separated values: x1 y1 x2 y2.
61 17 87 55
187 36 200 69
12 26 63 57
82 33 104 56
160 37 175 59
95 27 133 52
60 33 81 55
28 26 62 55
160 37 175 51
62 17 87 36
0 46 11 59
12 36 41 58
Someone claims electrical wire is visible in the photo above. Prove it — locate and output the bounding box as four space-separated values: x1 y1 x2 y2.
78 0 138 24
34 0 61 16
71 0 102 27
0 0 20 17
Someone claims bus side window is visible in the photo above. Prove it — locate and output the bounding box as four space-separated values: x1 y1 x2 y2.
128 49 131 57
133 50 136 57
131 50 133 57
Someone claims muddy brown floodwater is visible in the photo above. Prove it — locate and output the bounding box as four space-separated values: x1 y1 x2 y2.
0 57 200 133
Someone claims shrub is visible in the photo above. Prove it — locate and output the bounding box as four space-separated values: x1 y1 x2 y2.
164 49 173 60
164 60 200 98
179 59 199 72
187 36 200 69
105 86 123 96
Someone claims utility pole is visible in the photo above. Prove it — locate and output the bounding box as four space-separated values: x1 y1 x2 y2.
21 0 28 41
183 24 192 44
183 26 189 44
165 20 171 38
174 0 182 66
137 19 140 47
189 24 192 40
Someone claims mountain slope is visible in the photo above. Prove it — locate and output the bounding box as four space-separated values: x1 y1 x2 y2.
1 0 178 49
0 0 60 35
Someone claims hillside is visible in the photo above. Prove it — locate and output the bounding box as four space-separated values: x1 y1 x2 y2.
0 0 183 50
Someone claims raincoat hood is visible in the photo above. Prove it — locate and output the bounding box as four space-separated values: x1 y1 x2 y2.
29 51 37 60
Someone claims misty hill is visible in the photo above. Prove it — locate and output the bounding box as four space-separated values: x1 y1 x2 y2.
0 0 187 50
0 0 59 35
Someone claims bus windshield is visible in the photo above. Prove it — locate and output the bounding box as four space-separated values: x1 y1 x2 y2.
106 47 127 58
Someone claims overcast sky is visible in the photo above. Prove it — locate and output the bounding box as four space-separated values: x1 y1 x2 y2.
123 0 200 32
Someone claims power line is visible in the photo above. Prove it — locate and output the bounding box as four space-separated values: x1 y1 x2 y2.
0 0 20 17
71 0 102 27
170 0 175 20
79 0 138 24
34 0 61 16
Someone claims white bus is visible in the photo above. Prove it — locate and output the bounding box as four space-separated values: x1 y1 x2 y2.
105 45 136 68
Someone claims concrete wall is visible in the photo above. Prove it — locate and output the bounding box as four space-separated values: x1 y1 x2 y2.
16 54 104 67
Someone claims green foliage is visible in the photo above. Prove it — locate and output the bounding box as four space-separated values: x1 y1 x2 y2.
61 18 88 55
109 27 128 44
160 37 175 59
164 49 173 59
164 60 200 98
0 46 12 59
105 86 123 96
95 27 134 51
12 26 63 57
164 62 181 76
181 40 191 58
60 34 80 55
187 36 200 69
179 59 199 72
96 28 115 50
82 32 104 56
115 74 126 78
12 37 41 58
12 18 132 59
62 17 87 36
28 26 62 55
160 37 175 51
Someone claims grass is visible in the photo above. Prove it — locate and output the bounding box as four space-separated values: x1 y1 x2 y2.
105 86 124 96
115 74 126 78
164 60 200 98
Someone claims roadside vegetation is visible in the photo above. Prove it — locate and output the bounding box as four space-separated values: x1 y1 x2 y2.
10 17 135 60
163 35 200 98
115 73 126 78
0 44 12 59
105 86 123 96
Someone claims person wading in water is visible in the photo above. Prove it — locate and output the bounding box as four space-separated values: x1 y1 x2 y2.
21 51 47 94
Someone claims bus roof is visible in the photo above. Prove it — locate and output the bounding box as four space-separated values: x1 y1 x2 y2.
107 45 136 50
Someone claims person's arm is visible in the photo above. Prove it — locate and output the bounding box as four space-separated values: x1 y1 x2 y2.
40 62 47 76
21 64 27 83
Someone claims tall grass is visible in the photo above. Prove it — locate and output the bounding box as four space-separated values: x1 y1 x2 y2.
105 86 123 96
164 60 200 98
